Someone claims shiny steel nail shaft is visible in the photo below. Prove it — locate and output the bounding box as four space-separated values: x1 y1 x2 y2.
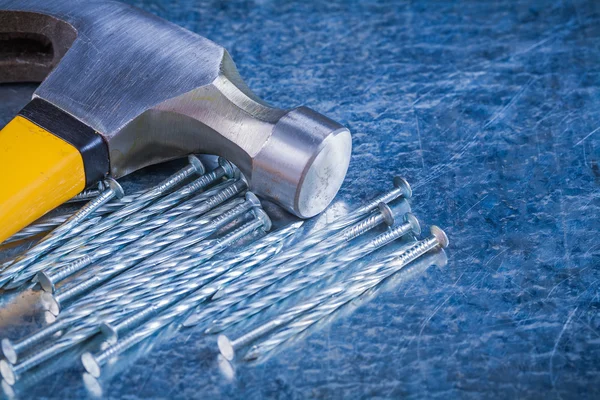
286 177 410 249
206 180 410 302
1 318 71 365
240 226 449 362
60 155 207 243
0 214 269 382
326 176 411 231
1 222 300 367
37 182 246 293
1 219 299 367
65 215 268 329
84 219 299 332
0 214 271 384
7 180 226 291
79 218 286 379
12 159 216 285
184 205 398 329
35 181 230 289
211 203 396 303
45 158 232 264
0 216 100 279
47 194 257 301
3 188 146 244
65 188 102 203
0 206 239 364
0 179 124 288
97 211 271 341
37 157 205 260
48 179 247 310
208 213 420 335
3 215 70 244
64 222 301 334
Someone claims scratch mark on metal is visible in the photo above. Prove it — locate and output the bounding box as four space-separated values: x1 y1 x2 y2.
462 194 490 217
417 295 452 377
414 111 426 169
549 306 578 395
484 79 535 129
574 125 600 146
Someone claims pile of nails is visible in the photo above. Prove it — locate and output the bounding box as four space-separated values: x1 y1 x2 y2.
0 155 448 386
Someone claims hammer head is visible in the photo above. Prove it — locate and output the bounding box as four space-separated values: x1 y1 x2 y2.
0 0 351 218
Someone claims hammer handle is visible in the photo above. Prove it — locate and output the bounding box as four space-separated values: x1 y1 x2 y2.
0 115 86 243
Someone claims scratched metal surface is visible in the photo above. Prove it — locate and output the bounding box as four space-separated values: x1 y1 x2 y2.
0 0 599 398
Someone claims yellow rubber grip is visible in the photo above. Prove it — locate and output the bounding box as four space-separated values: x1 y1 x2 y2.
0 116 86 243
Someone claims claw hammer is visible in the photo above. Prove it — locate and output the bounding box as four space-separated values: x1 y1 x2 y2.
0 0 352 242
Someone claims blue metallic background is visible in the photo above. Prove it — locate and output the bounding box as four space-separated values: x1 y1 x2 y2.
0 0 599 398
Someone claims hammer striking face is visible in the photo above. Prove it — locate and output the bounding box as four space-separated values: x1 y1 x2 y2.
0 0 352 242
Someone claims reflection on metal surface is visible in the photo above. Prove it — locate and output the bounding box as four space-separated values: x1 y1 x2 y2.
82 372 103 398
217 354 236 382
242 245 448 364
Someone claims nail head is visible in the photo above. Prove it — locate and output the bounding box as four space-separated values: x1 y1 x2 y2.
0 360 15 386
403 213 421 236
430 226 449 248
105 177 125 199
218 158 237 178
245 192 261 209
188 155 206 175
36 272 55 293
252 209 272 232
81 352 102 378
377 203 395 226
1 339 17 365
41 292 60 316
100 323 119 344
218 335 235 361
392 176 412 198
